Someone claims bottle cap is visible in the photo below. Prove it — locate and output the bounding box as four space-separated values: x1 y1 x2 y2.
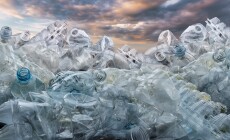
17 67 31 83
173 44 186 57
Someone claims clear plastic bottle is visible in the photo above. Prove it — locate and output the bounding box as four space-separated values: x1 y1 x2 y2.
0 26 12 43
10 67 45 100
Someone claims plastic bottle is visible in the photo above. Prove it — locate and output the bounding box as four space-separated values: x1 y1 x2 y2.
17 31 31 46
67 27 91 48
10 67 45 100
0 26 12 43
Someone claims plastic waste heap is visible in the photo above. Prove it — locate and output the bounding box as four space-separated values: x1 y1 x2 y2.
0 17 229 140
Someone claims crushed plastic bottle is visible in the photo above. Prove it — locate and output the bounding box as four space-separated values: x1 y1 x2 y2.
206 17 228 46
50 69 106 94
118 46 143 69
93 36 114 51
10 67 45 100
67 27 91 49
0 100 58 140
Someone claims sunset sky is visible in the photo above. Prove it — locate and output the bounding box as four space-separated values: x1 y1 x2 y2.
0 0 229 51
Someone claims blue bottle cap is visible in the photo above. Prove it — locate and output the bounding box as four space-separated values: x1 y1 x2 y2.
0 26 12 40
17 67 31 83
173 44 186 57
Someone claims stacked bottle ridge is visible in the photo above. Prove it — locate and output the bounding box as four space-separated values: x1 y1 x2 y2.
171 73 230 140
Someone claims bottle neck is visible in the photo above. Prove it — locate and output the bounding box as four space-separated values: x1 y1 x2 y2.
1 39 8 43
17 75 33 85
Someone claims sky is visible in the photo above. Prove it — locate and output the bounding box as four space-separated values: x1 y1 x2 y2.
0 0 230 51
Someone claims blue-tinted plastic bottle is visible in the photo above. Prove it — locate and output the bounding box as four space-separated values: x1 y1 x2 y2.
11 67 45 100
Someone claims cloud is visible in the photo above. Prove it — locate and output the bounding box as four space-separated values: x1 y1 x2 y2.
162 0 181 7
0 0 24 19
121 0 224 41
110 0 167 20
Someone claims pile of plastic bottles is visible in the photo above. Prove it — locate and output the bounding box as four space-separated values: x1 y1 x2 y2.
0 17 230 140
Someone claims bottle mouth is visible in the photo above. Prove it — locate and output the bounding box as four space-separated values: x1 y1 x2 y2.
155 51 166 62
17 67 31 83
20 31 30 42
70 28 79 37
213 48 226 62
93 70 107 82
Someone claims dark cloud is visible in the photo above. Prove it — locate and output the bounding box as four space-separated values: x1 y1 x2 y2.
11 0 112 20
99 25 143 41
123 0 230 41
200 0 230 23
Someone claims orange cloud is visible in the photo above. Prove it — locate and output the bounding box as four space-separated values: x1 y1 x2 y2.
111 36 154 52
71 4 97 10
112 0 165 17
0 0 24 19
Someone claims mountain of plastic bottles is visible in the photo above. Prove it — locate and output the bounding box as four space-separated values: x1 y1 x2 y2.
0 17 230 140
